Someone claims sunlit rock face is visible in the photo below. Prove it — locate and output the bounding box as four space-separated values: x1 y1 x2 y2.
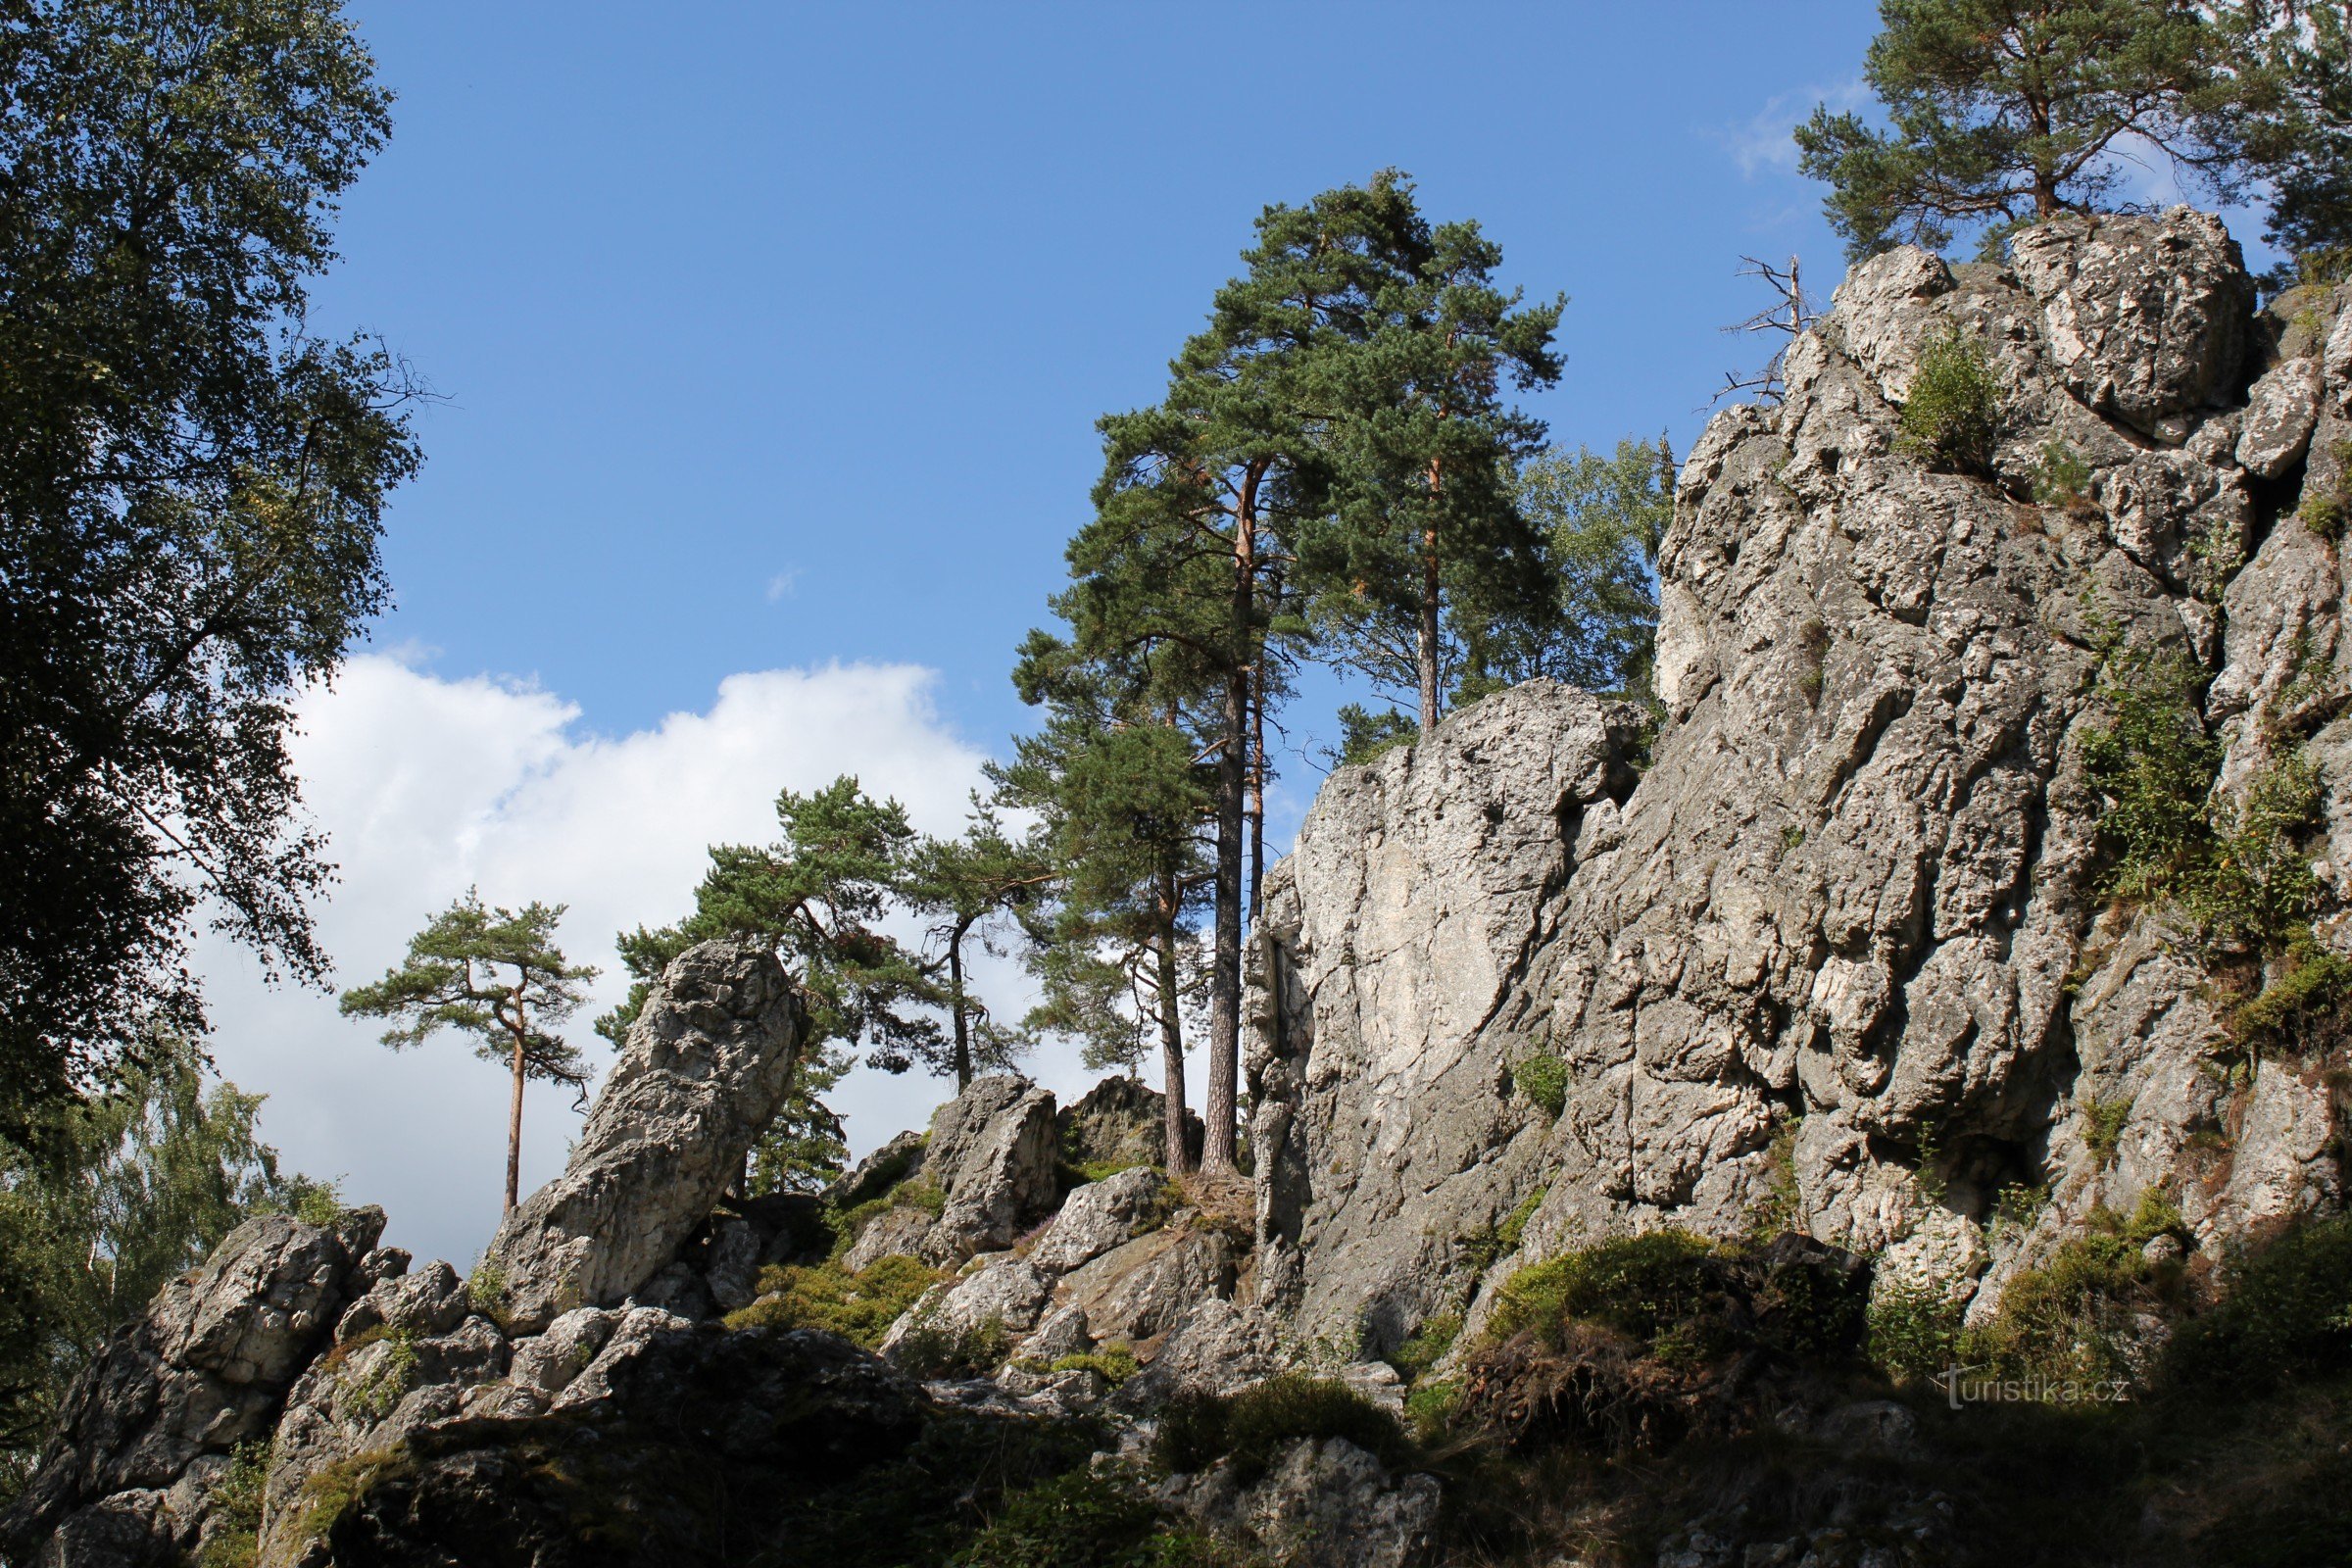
1250 209 2349 1354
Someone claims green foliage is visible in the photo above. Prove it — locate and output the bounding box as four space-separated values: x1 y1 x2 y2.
2227 6 2352 284
827 1178 946 1258
1893 329 2000 471
2082 1096 2132 1162
340 890 598 1208
1746 1118 1805 1239
0 0 423 1132
893 1312 1014 1381
2079 636 2330 996
906 802 1052 1088
2032 440 2094 508
1470 436 1671 701
1512 1055 1569 1119
0 1036 324 1503
1153 1374 1414 1487
1460 1187 1546 1272
722 1254 943 1348
1401 1378 1463 1443
1390 1313 1462 1384
1488 1230 1721 1352
2230 927 2352 1051
2171 1214 2352 1390
1866 1281 1966 1385
347 1330 418 1423
466 1262 510 1322
1330 705 1418 768
1792 0 2241 259
1044 1346 1141 1386
1963 1199 2186 1388
949 1465 1250 1568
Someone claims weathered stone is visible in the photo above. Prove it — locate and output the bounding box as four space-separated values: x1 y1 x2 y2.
918 1075 1060 1261
331 1259 466 1346
1157 1436 1441 1568
505 1306 619 1399
879 1257 1052 1364
1061 1225 1238 1348
1026 1165 1168 1274
2008 207 2251 433
2237 354 2324 478
1057 1074 1201 1172
0 1212 379 1562
480 938 805 1331
823 1128 927 1212
1117 1298 1280 1406
839 1204 934 1273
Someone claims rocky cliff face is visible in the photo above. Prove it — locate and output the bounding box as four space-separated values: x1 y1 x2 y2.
1250 209 2352 1354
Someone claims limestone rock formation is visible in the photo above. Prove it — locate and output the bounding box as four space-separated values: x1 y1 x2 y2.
0 1209 386 1566
1250 207 2351 1355
480 937 805 1331
1058 1074 1201 1171
1155 1436 1441 1568
916 1074 1061 1261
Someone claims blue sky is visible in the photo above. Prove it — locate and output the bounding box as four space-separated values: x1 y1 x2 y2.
318 2 1885 768
210 2 2284 1264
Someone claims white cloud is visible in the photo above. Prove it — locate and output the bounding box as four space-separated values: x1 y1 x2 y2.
1714 78 1868 179
764 567 802 603
193 655 1116 1272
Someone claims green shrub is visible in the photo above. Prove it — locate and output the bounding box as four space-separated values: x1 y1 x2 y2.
950 1465 1246 1568
1895 328 2000 471
347 1330 417 1423
2031 439 2092 508
193 1440 271 1567
827 1178 947 1257
2081 1096 2132 1162
1487 1230 1720 1353
2228 926 2352 1053
466 1261 509 1321
2170 1214 2352 1390
1046 1346 1140 1386
1745 1117 1804 1239
894 1313 1013 1380
1963 1228 2164 1387
1401 1378 1463 1443
1867 1281 1966 1385
2298 440 2352 539
722 1254 942 1348
1513 1055 1568 1118
1153 1374 1413 1486
1389 1312 1462 1384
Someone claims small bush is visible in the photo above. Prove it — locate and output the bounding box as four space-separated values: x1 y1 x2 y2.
1401 1377 1463 1442
723 1253 942 1348
1745 1118 1804 1239
347 1330 417 1424
1047 1346 1140 1386
193 1440 271 1567
1460 1188 1547 1272
466 1261 509 1321
950 1465 1245 1568
1963 1223 2171 1388
2170 1213 2352 1390
1513 1055 1568 1118
2298 440 2352 540
828 1178 947 1256
2081 1096 2132 1162
1867 1282 1965 1385
1895 328 2000 471
1488 1231 1721 1354
2228 926 2352 1053
2032 439 2093 509
1390 1312 1462 1384
1154 1374 1413 1487
895 1313 1014 1381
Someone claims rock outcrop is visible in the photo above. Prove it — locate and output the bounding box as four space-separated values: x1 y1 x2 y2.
1250 208 2351 1354
480 938 805 1331
0 1209 387 1567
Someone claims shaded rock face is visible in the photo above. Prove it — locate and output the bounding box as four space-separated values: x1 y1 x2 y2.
0 1209 387 1566
482 938 805 1331
1156 1436 1441 1568
1058 1074 1202 1171
1250 208 2350 1352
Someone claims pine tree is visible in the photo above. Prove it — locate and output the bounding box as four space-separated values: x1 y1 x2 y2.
2218 2 2352 285
906 802 1054 1089
1794 0 2243 260
997 638 1214 1174
340 892 597 1212
1294 180 1565 735
599 776 956 1194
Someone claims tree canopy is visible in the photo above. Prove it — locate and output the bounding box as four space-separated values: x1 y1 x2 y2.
1794 0 2244 259
0 0 422 1136
340 892 597 1211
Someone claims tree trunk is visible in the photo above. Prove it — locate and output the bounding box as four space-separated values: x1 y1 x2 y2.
504 1024 527 1213
949 917 972 1089
1204 484 1254 1175
1155 904 1194 1176
1417 457 1444 734
1249 658 1266 921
